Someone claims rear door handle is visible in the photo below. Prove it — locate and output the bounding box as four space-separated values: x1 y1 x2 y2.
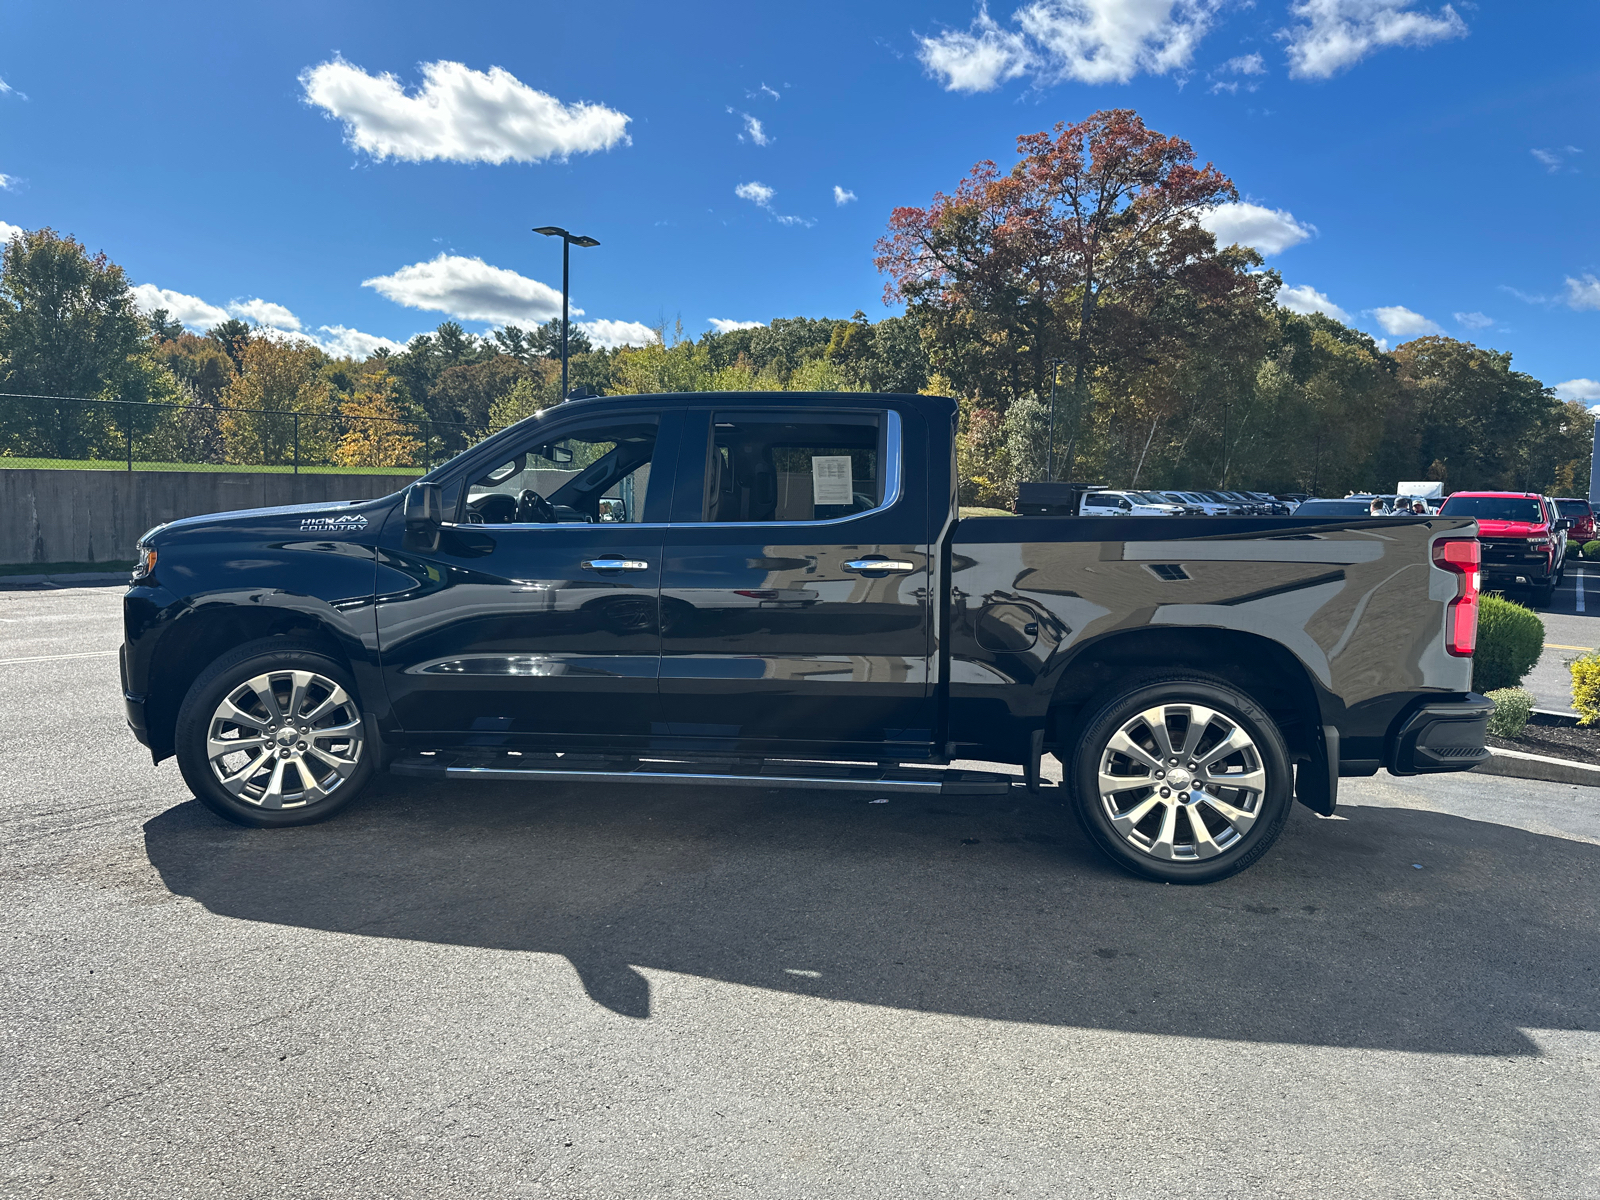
844 559 917 573
582 558 651 572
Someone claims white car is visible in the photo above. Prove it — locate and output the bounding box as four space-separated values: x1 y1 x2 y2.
1080 490 1187 516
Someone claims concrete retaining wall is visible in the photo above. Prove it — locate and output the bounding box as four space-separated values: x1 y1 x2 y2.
1 469 418 565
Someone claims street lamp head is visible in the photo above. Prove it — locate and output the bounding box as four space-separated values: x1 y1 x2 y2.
532 226 599 248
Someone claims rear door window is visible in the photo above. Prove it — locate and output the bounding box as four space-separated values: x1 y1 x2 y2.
694 411 884 523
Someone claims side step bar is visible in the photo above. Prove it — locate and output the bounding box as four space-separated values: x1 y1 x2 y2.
390 751 1024 795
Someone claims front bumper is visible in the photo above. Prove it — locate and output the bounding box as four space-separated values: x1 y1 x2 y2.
120 643 151 748
1388 694 1493 775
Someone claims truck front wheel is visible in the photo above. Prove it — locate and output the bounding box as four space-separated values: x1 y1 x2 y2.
174 639 375 828
1066 673 1293 883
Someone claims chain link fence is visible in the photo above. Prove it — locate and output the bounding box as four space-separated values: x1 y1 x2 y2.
0 393 502 474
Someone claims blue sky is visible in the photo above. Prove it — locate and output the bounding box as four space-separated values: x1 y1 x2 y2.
1 0 1595 395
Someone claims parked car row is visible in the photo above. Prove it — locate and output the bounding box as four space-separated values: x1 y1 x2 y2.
1295 490 1585 606
1077 488 1294 516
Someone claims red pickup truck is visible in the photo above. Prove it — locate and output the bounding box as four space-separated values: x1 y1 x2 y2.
1437 491 1569 605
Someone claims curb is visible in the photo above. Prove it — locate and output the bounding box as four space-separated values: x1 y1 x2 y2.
1473 746 1600 788
0 572 129 589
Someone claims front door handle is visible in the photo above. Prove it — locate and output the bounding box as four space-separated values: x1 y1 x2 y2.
582 558 651 572
844 559 917 573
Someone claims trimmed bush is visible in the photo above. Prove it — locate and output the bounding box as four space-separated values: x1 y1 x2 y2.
1584 540 1600 560
1569 540 1583 557
1472 593 1545 693
1572 652 1600 726
1485 687 1534 738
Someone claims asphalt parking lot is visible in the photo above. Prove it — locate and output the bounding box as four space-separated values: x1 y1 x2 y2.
4 586 1598 1199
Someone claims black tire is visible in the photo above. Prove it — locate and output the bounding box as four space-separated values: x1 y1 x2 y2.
1531 579 1557 608
1065 672 1293 884
174 638 374 828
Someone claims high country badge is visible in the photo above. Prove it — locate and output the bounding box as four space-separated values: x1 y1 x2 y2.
300 513 370 533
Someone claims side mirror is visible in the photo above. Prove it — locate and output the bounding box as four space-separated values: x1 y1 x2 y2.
404 481 443 551
1556 517 1572 532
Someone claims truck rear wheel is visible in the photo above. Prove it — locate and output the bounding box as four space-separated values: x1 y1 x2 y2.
174 638 374 828
1066 673 1293 883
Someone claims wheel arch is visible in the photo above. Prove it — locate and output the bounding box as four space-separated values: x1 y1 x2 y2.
142 594 372 762
1043 627 1327 765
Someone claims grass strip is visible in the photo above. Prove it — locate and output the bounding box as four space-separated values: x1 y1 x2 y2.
0 458 422 476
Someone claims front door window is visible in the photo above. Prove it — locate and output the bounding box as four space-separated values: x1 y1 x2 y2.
465 420 657 526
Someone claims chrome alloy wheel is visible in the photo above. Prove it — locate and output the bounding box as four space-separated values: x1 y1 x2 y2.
205 670 363 809
1096 703 1267 861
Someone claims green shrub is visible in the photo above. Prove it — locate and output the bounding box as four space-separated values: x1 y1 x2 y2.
1485 687 1534 738
1584 541 1600 560
1569 540 1583 557
1472 593 1545 692
1572 652 1600 726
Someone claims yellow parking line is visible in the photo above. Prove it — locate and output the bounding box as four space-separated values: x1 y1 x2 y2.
1545 643 1594 651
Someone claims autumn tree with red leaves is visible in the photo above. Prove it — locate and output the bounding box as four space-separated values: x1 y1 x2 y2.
876 108 1267 480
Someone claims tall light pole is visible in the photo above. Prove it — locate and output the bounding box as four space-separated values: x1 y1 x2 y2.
532 225 600 401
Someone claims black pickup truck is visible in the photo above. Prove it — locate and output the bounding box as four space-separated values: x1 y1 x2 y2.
121 391 1492 882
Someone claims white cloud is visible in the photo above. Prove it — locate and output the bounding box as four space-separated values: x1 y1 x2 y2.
1199 202 1314 255
1220 52 1266 74
299 58 631 165
737 112 770 146
1453 311 1494 329
751 83 780 101
1371 304 1443 337
920 0 1220 92
733 180 814 226
1276 283 1352 323
228 297 301 331
130 283 231 331
0 174 15 191
1553 378 1600 402
315 325 409 358
1208 51 1265 92
1019 0 1218 86
708 318 765 333
834 185 858 206
1565 274 1600 311
0 77 24 100
578 319 658 350
917 7 1033 92
1281 0 1467 80
735 181 776 207
0 220 22 243
1531 145 1581 173
364 253 569 325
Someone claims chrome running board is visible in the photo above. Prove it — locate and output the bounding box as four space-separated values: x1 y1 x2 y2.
390 751 1020 795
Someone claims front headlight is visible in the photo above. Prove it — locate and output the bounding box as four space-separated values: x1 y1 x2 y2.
132 544 157 580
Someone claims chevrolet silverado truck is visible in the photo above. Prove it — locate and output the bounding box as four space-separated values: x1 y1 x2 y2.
1436 491 1568 606
121 392 1492 883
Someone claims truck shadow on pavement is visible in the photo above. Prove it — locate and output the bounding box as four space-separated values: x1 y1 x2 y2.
142 778 1599 1056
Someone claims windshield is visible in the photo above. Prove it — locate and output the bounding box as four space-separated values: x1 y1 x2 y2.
1438 496 1544 523
1557 499 1591 517
1295 499 1374 516
1132 492 1171 504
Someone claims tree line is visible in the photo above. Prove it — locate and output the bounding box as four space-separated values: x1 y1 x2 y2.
1 106 1589 494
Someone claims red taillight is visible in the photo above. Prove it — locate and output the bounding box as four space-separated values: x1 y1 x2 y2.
1433 538 1480 657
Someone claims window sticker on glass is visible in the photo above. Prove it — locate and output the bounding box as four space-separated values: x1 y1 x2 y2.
812 455 854 506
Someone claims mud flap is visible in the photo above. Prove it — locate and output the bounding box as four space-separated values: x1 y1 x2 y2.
1295 725 1339 816
1024 727 1044 793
